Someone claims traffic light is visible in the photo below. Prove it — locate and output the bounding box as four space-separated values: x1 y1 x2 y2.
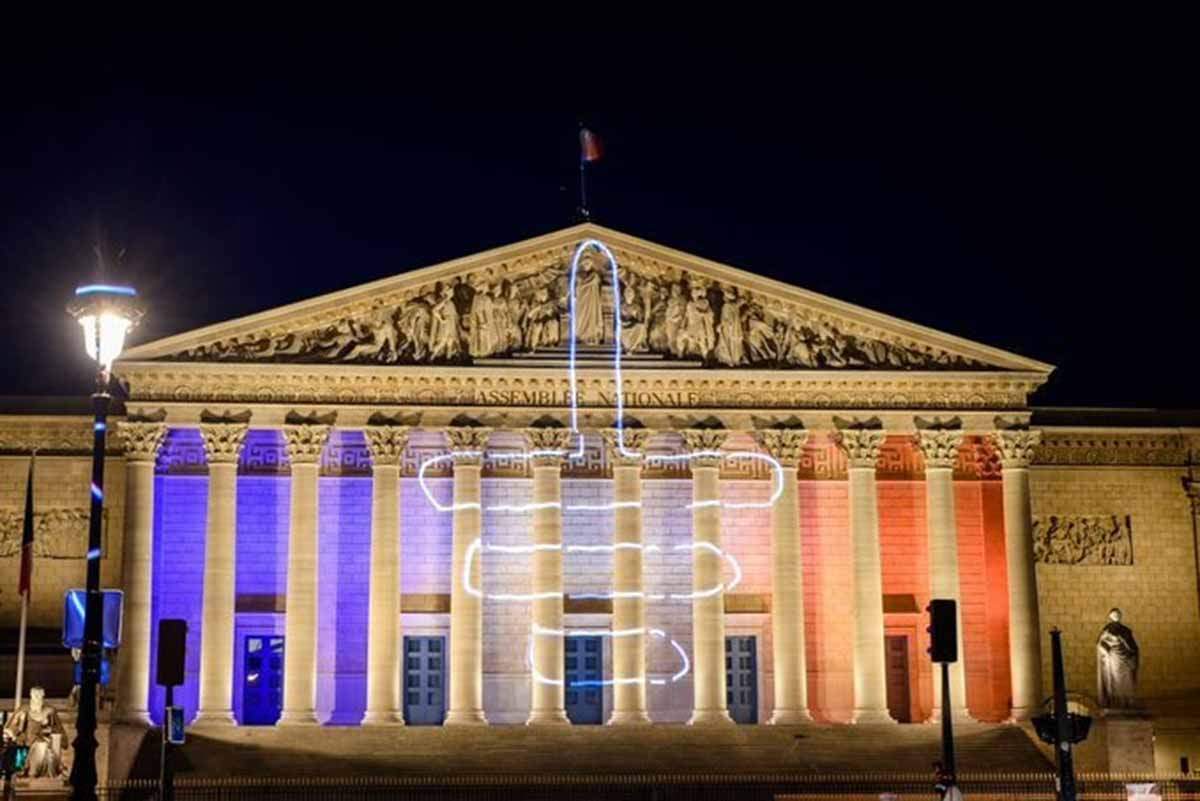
927 599 958 663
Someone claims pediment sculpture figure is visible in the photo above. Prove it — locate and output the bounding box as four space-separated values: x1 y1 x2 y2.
3 686 67 778
1097 607 1139 709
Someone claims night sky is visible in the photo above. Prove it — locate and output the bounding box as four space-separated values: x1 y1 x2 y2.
2 31 1194 407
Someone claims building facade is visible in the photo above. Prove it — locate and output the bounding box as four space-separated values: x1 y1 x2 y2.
1 225 1197 773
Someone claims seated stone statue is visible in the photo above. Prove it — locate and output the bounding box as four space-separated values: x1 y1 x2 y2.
3 686 67 778
1097 608 1140 709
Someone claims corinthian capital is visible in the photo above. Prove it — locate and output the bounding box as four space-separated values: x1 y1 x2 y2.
118 422 167 463
835 429 886 469
523 428 573 468
915 429 964 470
990 430 1042 469
755 429 809 468
283 424 331 465
364 426 410 467
200 423 249 465
681 429 728 469
602 429 653 467
444 427 492 466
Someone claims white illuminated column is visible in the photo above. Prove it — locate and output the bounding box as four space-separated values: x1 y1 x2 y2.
194 423 250 726
682 429 735 726
445 427 491 726
525 428 572 725
278 424 331 726
113 422 166 725
756 429 812 725
836 428 895 725
362 426 409 725
916 429 971 721
990 429 1044 721
604 429 652 725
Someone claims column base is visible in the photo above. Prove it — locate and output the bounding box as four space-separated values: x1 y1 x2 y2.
276 710 320 727
444 709 489 726
768 709 814 725
927 708 975 725
851 708 897 725
191 710 237 727
688 709 735 726
607 710 653 726
1008 706 1035 723
361 711 405 726
113 709 153 727
526 709 570 725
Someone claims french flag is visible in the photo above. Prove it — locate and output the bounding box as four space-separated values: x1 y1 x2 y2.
580 127 604 163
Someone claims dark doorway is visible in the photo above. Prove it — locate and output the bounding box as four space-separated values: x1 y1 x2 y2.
241 635 284 725
565 635 603 724
885 634 912 723
403 635 446 725
725 635 758 724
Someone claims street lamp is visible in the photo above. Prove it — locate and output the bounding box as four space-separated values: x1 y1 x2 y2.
66 283 142 801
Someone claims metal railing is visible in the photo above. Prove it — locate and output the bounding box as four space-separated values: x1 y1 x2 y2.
92 772 1200 800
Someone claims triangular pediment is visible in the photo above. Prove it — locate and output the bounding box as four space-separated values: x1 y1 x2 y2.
120 224 1052 374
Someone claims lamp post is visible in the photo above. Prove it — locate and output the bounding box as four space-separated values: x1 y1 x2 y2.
66 284 142 801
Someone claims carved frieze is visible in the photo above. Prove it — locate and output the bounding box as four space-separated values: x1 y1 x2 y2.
159 240 989 372
1033 514 1134 566
1034 433 1189 467
0 507 107 559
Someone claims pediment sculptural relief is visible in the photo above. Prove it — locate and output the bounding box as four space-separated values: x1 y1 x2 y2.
170 248 987 370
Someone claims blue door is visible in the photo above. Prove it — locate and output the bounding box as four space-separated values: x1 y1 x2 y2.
403 636 446 725
565 636 603 724
242 635 284 725
725 635 758 724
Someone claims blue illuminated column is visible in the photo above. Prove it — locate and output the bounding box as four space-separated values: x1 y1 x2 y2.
113 422 166 725
603 428 653 725
756 428 813 725
195 422 249 725
525 427 572 725
682 429 735 726
362 425 410 725
278 423 332 726
444 426 491 726
835 427 895 725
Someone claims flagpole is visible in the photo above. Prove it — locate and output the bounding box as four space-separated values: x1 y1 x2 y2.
13 591 28 713
579 159 589 220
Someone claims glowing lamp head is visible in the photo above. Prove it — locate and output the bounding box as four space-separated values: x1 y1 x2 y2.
68 284 142 371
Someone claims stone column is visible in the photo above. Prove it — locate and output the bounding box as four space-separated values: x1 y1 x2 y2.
114 422 167 725
756 429 812 725
362 426 409 726
445 427 491 726
603 428 653 725
836 429 894 724
278 424 331 726
194 423 249 726
525 428 572 725
682 429 734 726
916 429 970 721
991 429 1044 721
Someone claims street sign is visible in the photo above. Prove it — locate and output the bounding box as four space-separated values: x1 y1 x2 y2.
165 706 185 745
62 589 124 649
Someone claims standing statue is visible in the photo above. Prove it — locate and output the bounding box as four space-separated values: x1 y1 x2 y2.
664 282 687 357
429 284 462 361
3 686 67 778
573 253 605 345
713 286 745 366
1097 608 1139 708
466 279 497 358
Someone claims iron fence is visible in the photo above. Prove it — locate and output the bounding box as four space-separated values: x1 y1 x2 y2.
91 772 1200 801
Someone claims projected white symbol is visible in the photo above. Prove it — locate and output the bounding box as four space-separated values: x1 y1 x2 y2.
417 239 784 689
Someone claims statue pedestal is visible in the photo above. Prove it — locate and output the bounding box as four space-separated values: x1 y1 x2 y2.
10 777 70 799
1102 708 1156 773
